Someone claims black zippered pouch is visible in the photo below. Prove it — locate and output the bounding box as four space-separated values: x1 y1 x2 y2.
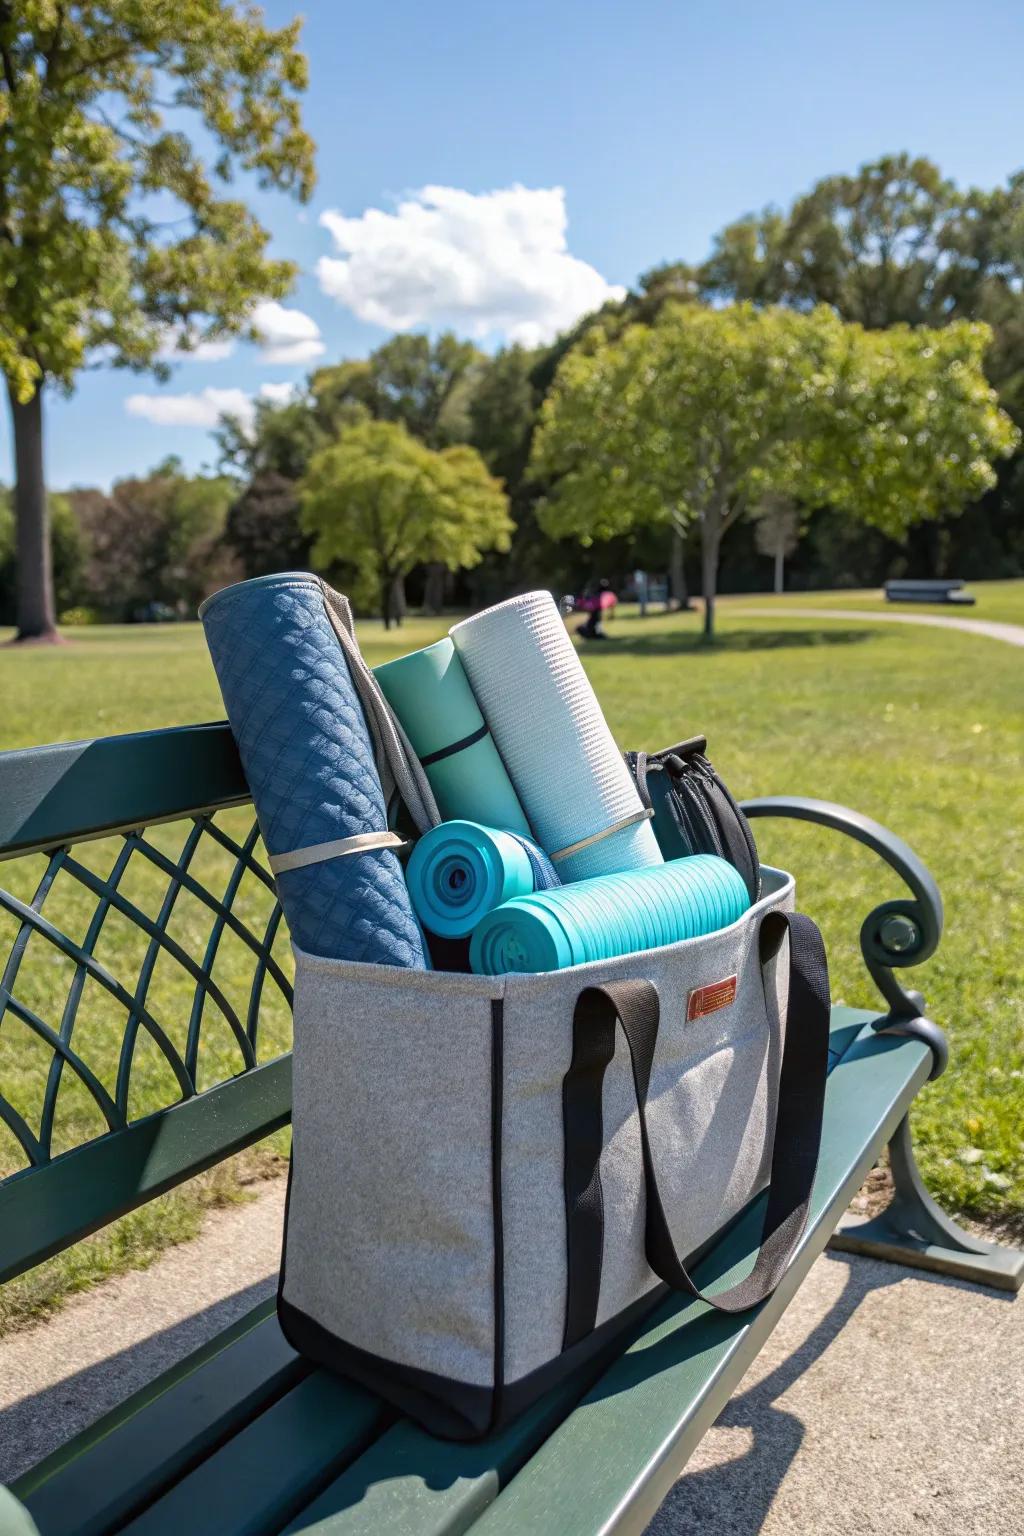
625 736 761 902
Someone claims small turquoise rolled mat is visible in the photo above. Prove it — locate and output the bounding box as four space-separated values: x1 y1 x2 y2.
407 820 559 938
374 638 530 835
469 854 751 975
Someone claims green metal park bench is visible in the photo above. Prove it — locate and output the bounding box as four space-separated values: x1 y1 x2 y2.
0 722 1021 1536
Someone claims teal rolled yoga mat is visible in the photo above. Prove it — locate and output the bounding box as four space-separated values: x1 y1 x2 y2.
469 854 750 975
374 639 531 836
407 820 560 938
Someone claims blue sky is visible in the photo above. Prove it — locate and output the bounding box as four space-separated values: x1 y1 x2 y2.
9 0 1024 490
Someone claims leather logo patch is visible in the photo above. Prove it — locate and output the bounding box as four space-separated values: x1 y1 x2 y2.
687 975 737 1020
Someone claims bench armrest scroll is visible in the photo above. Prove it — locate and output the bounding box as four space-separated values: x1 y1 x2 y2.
740 796 943 1027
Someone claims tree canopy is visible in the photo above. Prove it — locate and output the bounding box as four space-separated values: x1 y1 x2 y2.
1 0 314 638
689 153 1024 420
299 420 513 627
311 334 485 447
75 459 236 620
532 302 1018 636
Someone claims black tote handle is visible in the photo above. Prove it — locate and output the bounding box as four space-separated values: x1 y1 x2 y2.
562 910 830 1348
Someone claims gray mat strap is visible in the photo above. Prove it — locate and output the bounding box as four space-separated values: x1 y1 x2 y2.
269 830 407 875
550 806 655 864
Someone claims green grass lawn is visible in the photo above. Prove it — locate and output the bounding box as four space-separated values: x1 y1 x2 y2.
0 586 1022 1326
720 576 1024 626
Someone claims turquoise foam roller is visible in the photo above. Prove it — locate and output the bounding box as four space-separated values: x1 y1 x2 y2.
407 821 558 938
469 855 751 975
374 639 531 836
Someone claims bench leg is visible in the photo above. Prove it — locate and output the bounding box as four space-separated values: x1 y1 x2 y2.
829 1114 1024 1293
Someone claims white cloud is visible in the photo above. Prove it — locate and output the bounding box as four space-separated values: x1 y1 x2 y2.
251 300 325 364
159 332 237 363
316 185 624 346
154 303 324 367
125 387 256 429
258 381 300 406
124 379 304 430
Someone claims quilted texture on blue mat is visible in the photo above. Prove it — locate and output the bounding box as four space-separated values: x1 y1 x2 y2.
201 573 427 967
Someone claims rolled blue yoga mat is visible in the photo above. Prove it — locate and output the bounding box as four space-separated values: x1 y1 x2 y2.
200 573 428 968
469 855 750 975
374 639 531 836
407 820 559 939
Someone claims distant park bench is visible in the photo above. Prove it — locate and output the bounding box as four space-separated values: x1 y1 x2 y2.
884 578 976 605
0 724 1021 1536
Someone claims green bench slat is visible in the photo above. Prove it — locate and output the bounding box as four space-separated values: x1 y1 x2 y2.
0 723 246 861
280 1377 587 1536
18 1300 307 1536
466 1017 932 1536
0 1059 293 1286
118 1372 390 1536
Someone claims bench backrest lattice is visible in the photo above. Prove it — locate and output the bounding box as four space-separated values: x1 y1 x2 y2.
0 723 293 1286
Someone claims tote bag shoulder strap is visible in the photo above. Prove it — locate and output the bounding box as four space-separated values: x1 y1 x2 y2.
562 910 830 1349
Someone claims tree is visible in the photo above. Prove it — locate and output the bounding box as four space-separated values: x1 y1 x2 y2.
753 494 800 593
699 155 958 328
76 459 236 619
1 487 87 623
0 4 315 640
217 395 326 483
468 344 543 488
532 303 1018 639
674 153 1024 584
300 420 513 628
312 334 484 448
311 334 487 612
224 470 311 579
695 153 1024 417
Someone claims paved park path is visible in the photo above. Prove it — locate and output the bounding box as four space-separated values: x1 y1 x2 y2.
728 604 1024 648
0 1182 1020 1533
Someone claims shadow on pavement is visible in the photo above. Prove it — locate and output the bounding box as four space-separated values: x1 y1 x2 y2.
0 1276 276 1485
644 1251 1014 1535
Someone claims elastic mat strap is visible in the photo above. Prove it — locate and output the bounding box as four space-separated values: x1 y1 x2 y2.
419 723 489 768
269 830 407 875
561 910 830 1348
550 805 655 865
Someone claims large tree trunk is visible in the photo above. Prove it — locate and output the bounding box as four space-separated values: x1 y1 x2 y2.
8 382 60 643
380 572 406 628
390 573 406 627
701 517 721 642
668 524 689 611
422 562 446 615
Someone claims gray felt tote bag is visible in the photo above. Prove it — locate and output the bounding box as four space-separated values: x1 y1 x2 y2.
277 865 831 1440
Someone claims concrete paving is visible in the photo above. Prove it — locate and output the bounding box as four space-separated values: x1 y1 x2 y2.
0 1183 286 1485
0 1182 1020 1534
648 1248 1023 1535
728 605 1024 648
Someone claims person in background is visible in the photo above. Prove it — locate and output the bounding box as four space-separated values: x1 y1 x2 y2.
576 577 616 640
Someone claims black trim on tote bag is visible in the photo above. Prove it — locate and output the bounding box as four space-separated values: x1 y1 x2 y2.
561 909 830 1349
